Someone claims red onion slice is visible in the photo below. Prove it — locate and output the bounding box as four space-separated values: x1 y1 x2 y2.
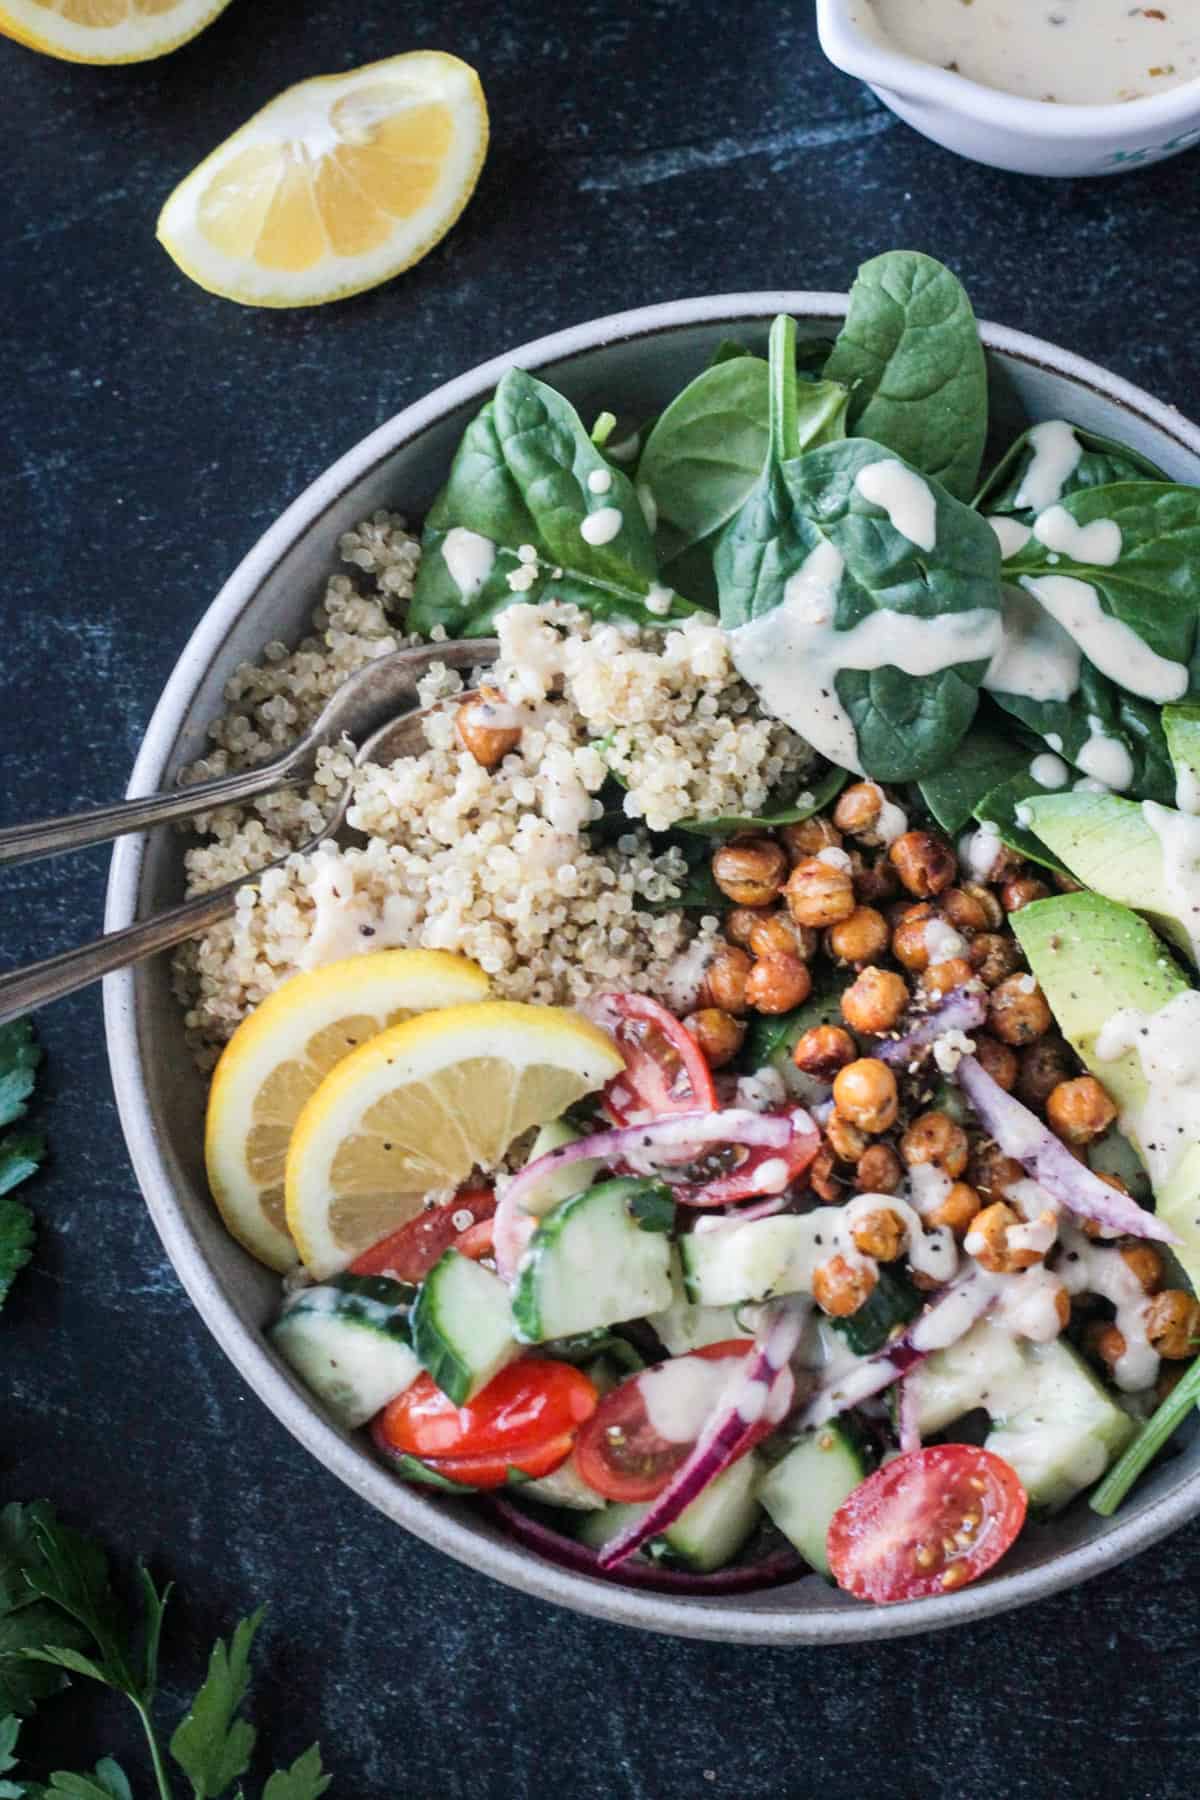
877 985 988 1068
955 1054 1178 1244
897 1374 922 1455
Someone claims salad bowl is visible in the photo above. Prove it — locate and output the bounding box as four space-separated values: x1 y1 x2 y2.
104 292 1200 1643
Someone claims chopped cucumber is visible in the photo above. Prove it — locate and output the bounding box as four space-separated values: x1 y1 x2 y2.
271 1273 419 1429
907 1318 1027 1436
519 1454 605 1512
521 1118 604 1213
411 1249 519 1404
511 1178 674 1343
757 1423 869 1576
680 1213 830 1307
648 1250 751 1354
829 1267 922 1355
576 1454 763 1572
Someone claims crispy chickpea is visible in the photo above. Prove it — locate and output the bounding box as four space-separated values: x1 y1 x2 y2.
826 1111 869 1163
856 1142 903 1194
959 881 1005 930
725 906 760 948
700 944 752 1015
746 951 812 1015
1085 1320 1127 1372
841 966 910 1036
1119 1244 1165 1295
967 1145 1025 1202
826 906 890 966
1045 1075 1117 1146
833 781 883 838
812 1254 878 1318
792 1024 857 1079
784 855 856 928
851 1207 907 1261
1145 1290 1200 1359
967 1200 1043 1274
1015 1034 1073 1107
968 931 1024 989
973 1033 1019 1092
889 829 957 898
928 1180 982 1237
711 837 788 908
940 886 990 934
989 974 1053 1046
683 1008 745 1069
901 1111 969 1178
748 911 817 960
918 956 977 1001
891 902 937 973
780 817 842 861
1001 875 1051 913
832 1058 899 1134
456 687 522 768
809 1145 843 1203
854 857 900 906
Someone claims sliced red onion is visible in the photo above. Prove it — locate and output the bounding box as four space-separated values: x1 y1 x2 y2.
877 985 988 1068
955 1054 1178 1245
489 1497 804 1593
596 1304 804 1570
897 1374 922 1455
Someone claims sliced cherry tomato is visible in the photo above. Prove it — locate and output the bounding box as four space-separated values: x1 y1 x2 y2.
574 1341 757 1503
410 1433 577 1490
350 1187 497 1281
669 1112 820 1207
826 1446 1027 1605
598 993 717 1125
376 1360 598 1476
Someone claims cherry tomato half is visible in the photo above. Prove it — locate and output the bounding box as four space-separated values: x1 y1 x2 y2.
350 1187 497 1282
826 1445 1027 1605
375 1360 598 1487
574 1341 756 1503
598 993 718 1125
388 1432 578 1491
668 1113 821 1208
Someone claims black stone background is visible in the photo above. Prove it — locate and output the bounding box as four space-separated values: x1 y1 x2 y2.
2 2 1199 1792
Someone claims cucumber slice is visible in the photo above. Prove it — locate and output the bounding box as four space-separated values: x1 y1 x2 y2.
511 1177 673 1344
829 1267 922 1355
906 1318 1027 1436
757 1423 868 1577
519 1454 605 1512
271 1273 419 1429
680 1213 830 1307
577 1455 763 1572
648 1250 750 1354
411 1249 519 1404
521 1117 605 1210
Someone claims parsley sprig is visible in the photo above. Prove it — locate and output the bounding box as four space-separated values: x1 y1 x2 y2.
0 1022 47 1310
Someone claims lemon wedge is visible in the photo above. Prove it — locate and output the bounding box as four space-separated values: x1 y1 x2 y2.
285 1002 624 1279
0 0 232 64
156 50 488 307
205 950 490 1272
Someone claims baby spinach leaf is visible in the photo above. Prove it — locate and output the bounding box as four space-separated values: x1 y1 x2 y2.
916 716 1035 835
825 251 988 502
988 658 1176 805
973 771 1070 873
975 421 1166 517
675 761 848 836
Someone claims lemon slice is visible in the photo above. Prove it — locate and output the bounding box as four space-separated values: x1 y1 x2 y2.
156 50 488 307
205 950 490 1273
285 1002 624 1279
0 0 231 64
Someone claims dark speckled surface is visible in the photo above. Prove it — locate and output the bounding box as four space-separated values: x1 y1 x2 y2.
4 3 1200 1791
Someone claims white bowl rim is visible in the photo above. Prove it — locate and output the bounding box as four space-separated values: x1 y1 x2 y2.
817 0 1200 135
104 289 1200 1645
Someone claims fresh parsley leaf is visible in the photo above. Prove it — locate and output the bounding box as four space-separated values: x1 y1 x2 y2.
0 1135 44 1200
0 1023 40 1132
0 1506 90 1717
628 1185 676 1234
0 1713 21 1795
0 1200 35 1308
21 1520 140 1699
261 1744 332 1800
39 1764 133 1800
169 1610 261 1799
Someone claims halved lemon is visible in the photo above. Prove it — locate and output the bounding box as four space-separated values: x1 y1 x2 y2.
205 949 489 1272
156 50 488 307
0 0 232 64
285 1002 624 1279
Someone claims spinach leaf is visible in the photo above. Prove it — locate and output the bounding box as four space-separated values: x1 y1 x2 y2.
988 662 1177 805
825 251 988 502
973 771 1070 873
408 370 700 637
675 760 848 836
975 421 1166 517
1163 702 1200 801
916 715 1036 835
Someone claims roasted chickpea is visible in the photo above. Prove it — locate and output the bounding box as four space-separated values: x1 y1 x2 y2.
832 1058 899 1134
966 1200 1042 1274
901 1110 969 1178
968 931 1025 989
840 966 909 1037
456 687 522 768
851 1207 907 1261
1145 1290 1200 1359
989 974 1053 1046
973 1033 1019 1092
683 1008 745 1069
889 829 957 898
725 906 760 948
928 1180 982 1237
748 911 817 960
812 1254 878 1318
826 1111 869 1163
1085 1320 1127 1372
1015 1034 1074 1108
780 817 842 861
700 944 752 1015
746 951 812 1015
856 1142 903 1194
959 881 1005 930
711 837 788 908
792 1024 857 1079
1045 1075 1118 1146
809 1145 843 1203
940 886 990 934
833 781 883 838
784 855 856 928
854 857 901 906
826 905 890 966
1119 1244 1165 1295
891 902 937 973
967 1144 1025 1202
1001 875 1051 913
918 956 977 1001
1077 1173 1128 1240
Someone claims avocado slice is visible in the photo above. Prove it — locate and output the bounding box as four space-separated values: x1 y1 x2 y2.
1013 893 1200 1286
1020 791 1198 967
1164 703 1200 813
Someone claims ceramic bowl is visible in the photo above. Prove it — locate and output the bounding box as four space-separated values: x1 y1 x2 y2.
817 0 1200 177
104 293 1200 1643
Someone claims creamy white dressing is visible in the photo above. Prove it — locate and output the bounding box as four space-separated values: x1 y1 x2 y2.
1142 799 1200 965
960 823 1004 882
923 917 968 965
1018 574 1189 703
865 782 909 846
1014 421 1083 512
1031 504 1122 568
580 506 624 547
983 585 1081 704
442 526 496 600
1176 765 1200 816
854 459 937 551
659 938 716 1014
640 1354 746 1443
988 515 1032 561
1095 988 1200 1184
838 1192 959 1283
587 467 613 495
1058 1222 1158 1391
816 845 853 871
867 0 1200 104
1029 751 1070 790
733 1068 790 1114
1076 727 1134 792
991 1266 1066 1345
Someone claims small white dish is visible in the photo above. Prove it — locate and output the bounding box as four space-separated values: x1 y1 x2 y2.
817 0 1200 177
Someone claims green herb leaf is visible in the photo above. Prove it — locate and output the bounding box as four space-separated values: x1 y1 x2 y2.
0 1137 44 1201
538 1329 644 1373
39 1763 133 1800
675 761 848 836
917 717 1035 835
0 1201 35 1309
0 1506 91 1717
628 1186 676 1234
988 657 1176 806
973 771 1069 874
169 1610 261 1799
1091 1350 1200 1516
975 421 1166 516
0 1024 40 1132
22 1520 138 1699
261 1744 331 1800
825 251 988 502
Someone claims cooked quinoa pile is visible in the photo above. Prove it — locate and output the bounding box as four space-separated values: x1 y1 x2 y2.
174 513 813 1067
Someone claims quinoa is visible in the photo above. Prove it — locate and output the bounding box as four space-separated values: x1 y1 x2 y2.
173 514 813 1067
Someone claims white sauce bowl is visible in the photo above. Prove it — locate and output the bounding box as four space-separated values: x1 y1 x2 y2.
817 0 1200 177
